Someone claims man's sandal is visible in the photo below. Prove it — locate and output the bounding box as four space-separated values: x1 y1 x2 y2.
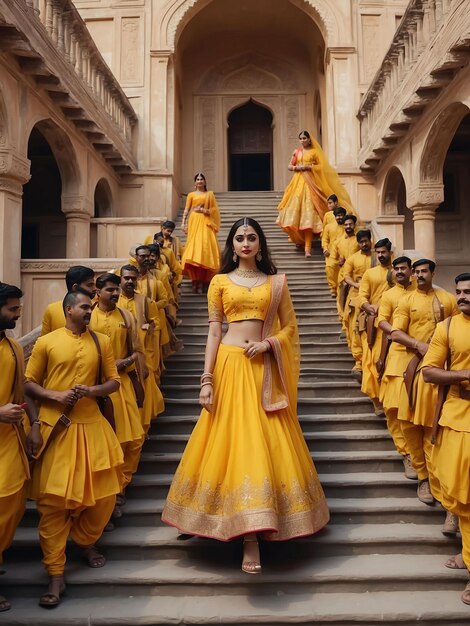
242 537 262 575
445 553 467 569
0 596 11 612
83 546 106 568
38 577 66 609
462 581 470 605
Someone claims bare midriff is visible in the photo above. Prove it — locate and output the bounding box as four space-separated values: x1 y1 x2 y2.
221 319 263 347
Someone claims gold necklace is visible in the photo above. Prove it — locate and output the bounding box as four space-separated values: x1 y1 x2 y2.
235 268 262 278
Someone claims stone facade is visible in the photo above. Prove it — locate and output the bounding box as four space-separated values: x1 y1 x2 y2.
0 0 468 332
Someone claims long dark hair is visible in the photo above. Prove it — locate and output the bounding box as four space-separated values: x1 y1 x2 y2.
220 218 277 275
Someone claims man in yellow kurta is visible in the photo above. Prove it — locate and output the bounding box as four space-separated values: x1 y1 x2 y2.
25 291 123 608
321 207 346 297
40 265 96 335
152 234 183 304
422 272 470 605
391 259 458 511
332 215 360 324
342 229 372 379
90 273 145 499
118 265 165 431
377 256 416 478
0 282 42 613
160 220 183 261
357 238 394 414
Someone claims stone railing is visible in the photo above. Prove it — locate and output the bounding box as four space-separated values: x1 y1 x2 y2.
358 0 469 170
0 0 137 168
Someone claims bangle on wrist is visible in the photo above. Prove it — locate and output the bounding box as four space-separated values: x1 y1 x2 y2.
200 381 213 389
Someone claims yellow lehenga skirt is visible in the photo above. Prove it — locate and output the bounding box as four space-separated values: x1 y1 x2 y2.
182 212 220 282
162 344 330 541
276 172 325 245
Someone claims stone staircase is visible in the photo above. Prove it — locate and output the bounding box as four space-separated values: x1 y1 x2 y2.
4 191 468 624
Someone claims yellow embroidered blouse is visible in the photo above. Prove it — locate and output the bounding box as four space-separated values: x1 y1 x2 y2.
208 274 271 323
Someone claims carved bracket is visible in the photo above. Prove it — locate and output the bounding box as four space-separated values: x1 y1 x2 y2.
0 148 31 184
407 184 443 208
61 195 94 217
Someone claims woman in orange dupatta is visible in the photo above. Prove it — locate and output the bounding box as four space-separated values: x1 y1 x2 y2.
162 218 329 574
277 130 354 257
181 173 220 294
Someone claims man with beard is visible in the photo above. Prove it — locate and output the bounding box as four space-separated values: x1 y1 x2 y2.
160 220 183 261
342 229 373 380
357 238 394 415
332 215 360 323
0 283 41 613
25 291 123 608
151 235 183 308
377 256 416 478
90 273 145 510
118 265 164 431
321 207 347 297
422 273 470 604
391 259 458 509
41 266 96 335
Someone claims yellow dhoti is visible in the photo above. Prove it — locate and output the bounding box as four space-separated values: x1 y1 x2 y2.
0 486 26 563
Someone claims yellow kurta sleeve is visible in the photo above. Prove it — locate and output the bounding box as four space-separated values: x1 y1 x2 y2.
357 269 373 309
25 335 48 384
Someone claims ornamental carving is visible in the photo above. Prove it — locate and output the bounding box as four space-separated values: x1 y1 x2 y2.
408 185 443 207
21 260 123 272
0 149 31 183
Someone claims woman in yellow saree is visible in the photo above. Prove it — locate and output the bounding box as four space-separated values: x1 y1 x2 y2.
277 130 354 257
181 173 220 294
162 218 329 574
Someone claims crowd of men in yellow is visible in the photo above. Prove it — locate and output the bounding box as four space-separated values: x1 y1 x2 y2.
322 195 470 605
0 222 183 610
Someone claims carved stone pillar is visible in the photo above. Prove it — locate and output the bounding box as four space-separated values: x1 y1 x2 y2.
410 204 438 260
408 184 443 260
0 148 30 285
62 197 92 258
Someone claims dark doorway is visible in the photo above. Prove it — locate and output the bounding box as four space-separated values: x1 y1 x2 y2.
22 127 65 258
228 101 273 191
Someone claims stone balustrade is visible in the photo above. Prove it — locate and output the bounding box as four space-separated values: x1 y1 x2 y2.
0 0 138 171
358 0 469 170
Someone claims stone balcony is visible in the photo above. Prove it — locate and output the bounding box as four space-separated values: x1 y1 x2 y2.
357 0 470 172
0 0 138 174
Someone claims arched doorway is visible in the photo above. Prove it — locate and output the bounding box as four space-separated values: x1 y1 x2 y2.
383 167 414 250
22 127 65 258
228 102 273 191
91 178 114 257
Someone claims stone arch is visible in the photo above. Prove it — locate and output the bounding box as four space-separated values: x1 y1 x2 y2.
94 177 114 218
382 165 414 250
24 117 82 198
420 102 470 185
160 0 340 51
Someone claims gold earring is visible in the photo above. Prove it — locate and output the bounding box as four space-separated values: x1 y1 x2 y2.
233 251 238 263
256 251 262 262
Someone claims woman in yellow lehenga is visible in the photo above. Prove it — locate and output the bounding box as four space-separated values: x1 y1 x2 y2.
181 173 220 294
277 130 355 257
162 218 329 573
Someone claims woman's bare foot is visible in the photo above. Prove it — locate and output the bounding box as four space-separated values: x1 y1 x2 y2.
242 533 262 574
38 575 65 608
304 249 312 258
0 595 11 612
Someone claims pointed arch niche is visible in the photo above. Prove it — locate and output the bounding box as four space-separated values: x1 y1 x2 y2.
175 0 326 191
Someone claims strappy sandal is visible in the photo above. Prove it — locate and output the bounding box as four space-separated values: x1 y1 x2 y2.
445 553 467 569
242 537 262 575
38 577 66 609
462 580 470 605
83 546 106 568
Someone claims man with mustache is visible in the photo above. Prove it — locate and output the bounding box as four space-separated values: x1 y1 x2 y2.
377 256 416 478
118 265 164 432
0 282 41 613
321 206 347 297
40 265 96 335
341 229 373 381
90 273 145 515
357 238 394 416
25 290 123 608
422 273 470 605
391 259 458 511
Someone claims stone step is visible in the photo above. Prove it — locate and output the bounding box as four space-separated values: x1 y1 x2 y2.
134 450 406 476
146 429 396 453
115 472 421 500
162 368 353 383
154 413 382 434
161 396 371 416
8 523 459 565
